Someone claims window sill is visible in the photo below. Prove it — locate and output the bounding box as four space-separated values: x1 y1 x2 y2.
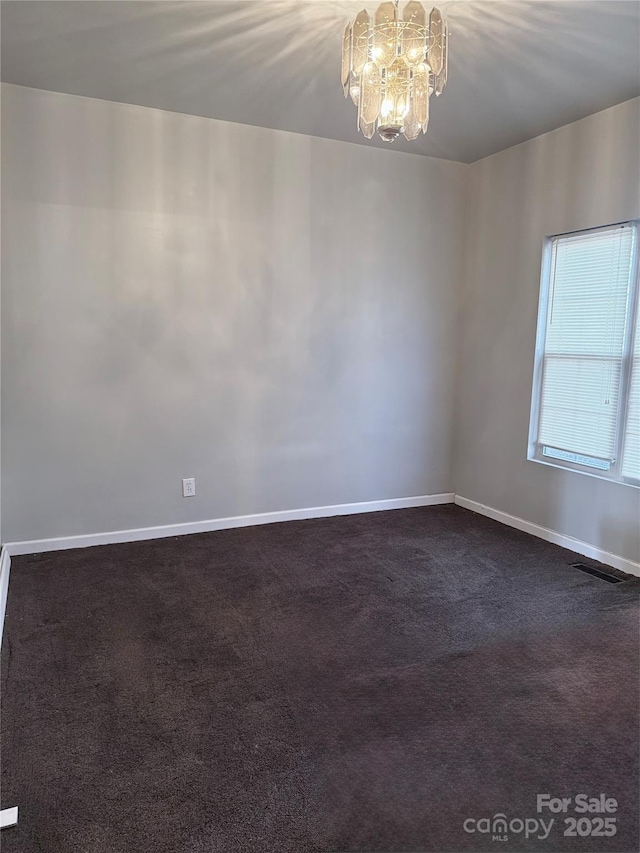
527 454 640 490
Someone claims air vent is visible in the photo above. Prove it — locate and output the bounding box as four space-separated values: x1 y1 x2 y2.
570 562 623 584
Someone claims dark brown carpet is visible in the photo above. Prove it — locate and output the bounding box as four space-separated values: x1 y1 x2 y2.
1 505 638 853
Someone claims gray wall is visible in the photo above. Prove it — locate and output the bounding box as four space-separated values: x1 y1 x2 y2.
1 84 467 541
454 97 640 563
3 85 639 562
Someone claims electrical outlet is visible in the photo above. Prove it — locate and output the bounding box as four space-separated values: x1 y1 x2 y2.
182 477 196 497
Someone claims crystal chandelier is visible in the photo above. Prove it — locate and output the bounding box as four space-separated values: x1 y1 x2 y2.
341 1 448 142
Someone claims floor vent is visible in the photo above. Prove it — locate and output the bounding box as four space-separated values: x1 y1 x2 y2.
570 562 623 584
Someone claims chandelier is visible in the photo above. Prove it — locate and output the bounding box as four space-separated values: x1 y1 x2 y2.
341 1 448 142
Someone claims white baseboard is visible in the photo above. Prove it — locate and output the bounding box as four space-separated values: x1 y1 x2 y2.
0 547 11 651
6 492 637 577
0 551 19 826
0 807 18 829
455 495 640 578
4 493 455 557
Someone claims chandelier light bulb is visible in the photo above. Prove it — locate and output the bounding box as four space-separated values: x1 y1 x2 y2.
341 1 448 142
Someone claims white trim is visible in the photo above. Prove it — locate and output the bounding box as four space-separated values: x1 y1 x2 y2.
4 493 455 557
0 807 18 829
0 548 11 651
454 495 640 578
0 551 19 830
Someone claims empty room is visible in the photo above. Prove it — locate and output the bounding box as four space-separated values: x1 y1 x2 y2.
0 1 639 851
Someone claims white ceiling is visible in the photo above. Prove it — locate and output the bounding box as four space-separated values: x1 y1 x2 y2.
1 0 639 162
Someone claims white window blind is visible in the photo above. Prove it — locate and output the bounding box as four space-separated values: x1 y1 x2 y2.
621 292 640 480
536 225 635 464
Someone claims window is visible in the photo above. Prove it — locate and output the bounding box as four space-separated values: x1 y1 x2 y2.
528 221 640 487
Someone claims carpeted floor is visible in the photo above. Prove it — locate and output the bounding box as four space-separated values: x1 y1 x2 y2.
1 504 638 853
